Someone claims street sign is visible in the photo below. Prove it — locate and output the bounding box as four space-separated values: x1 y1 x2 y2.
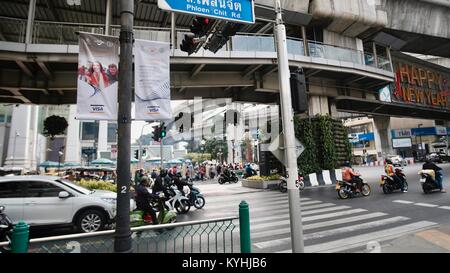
158 0 255 24
266 133 304 166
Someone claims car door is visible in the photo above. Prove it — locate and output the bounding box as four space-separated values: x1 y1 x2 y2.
0 181 26 224
23 181 74 226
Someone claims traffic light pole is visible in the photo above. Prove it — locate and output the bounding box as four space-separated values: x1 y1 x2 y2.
114 0 133 253
274 0 305 253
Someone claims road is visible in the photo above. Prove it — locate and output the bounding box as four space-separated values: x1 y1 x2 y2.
28 163 450 253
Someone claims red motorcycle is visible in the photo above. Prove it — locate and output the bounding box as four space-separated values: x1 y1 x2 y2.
380 168 408 194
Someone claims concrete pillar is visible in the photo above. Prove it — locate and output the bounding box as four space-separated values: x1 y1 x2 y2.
4 105 39 169
97 121 108 158
105 0 113 36
25 0 37 44
329 98 339 118
65 105 81 164
372 42 378 68
373 116 393 160
386 46 394 72
301 26 309 56
171 12 177 49
308 95 329 116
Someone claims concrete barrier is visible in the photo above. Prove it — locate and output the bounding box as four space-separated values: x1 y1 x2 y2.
303 169 342 187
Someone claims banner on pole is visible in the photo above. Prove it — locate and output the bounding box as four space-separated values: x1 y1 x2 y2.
134 39 172 121
76 32 119 120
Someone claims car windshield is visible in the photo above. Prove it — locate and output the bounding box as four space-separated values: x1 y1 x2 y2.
57 178 92 195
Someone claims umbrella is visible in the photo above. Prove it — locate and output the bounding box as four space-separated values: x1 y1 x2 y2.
167 159 183 164
38 161 60 168
91 158 115 165
64 162 81 167
130 158 139 164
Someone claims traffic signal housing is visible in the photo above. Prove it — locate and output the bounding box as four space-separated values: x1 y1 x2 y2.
290 68 308 114
152 125 162 142
190 17 210 37
180 33 197 55
134 149 139 159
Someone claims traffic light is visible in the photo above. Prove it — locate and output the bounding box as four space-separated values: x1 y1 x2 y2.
152 125 161 142
180 33 199 55
134 149 139 159
290 68 308 113
142 149 146 157
160 123 167 138
190 17 210 37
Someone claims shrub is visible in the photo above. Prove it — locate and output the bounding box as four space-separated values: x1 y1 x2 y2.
246 174 280 181
76 179 117 192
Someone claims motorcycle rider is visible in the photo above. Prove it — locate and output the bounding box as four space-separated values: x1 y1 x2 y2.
423 159 446 193
173 172 189 196
245 164 257 178
342 161 362 192
385 159 407 193
135 176 159 224
152 169 171 198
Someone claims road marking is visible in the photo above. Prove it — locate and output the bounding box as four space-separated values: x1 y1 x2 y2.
416 229 450 251
251 213 388 240
302 209 367 222
414 203 439 208
253 216 410 248
393 200 414 204
438 206 450 210
301 206 351 216
277 221 438 253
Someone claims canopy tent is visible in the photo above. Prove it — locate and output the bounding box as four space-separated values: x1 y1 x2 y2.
91 158 115 165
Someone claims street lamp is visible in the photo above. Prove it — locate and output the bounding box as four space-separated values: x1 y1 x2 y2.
200 139 206 161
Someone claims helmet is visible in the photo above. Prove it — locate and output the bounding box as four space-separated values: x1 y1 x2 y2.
343 161 351 167
385 159 393 165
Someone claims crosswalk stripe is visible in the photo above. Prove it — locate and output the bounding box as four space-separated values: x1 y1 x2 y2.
204 202 336 221
207 194 288 205
301 206 351 216
438 206 450 210
253 216 410 249
301 209 367 222
414 203 439 208
393 200 414 204
206 199 323 211
277 221 438 253
252 212 388 239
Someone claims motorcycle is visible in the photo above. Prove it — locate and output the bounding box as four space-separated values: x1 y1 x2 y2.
419 169 442 194
187 182 205 209
218 171 239 184
380 168 408 194
130 194 177 227
279 175 305 193
164 185 191 214
336 176 371 199
0 205 13 253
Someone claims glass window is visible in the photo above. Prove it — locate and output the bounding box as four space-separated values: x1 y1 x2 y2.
81 122 99 141
6 115 11 123
0 115 4 123
107 123 117 143
0 182 25 198
26 181 62 198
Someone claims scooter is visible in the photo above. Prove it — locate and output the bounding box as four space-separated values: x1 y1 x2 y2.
164 185 191 214
0 205 13 253
419 169 442 194
187 182 205 209
218 171 239 184
380 168 408 194
336 176 371 199
279 175 305 193
130 193 177 227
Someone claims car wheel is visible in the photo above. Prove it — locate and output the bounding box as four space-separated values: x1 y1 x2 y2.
76 210 106 233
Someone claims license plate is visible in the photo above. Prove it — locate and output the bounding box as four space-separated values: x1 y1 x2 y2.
420 178 426 183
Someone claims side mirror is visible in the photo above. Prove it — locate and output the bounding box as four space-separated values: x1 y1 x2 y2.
0 205 4 213
58 191 70 199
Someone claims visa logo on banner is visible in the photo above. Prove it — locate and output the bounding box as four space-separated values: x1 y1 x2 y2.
90 105 104 113
147 106 160 114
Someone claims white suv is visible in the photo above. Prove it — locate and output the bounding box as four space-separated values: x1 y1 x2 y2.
0 176 133 233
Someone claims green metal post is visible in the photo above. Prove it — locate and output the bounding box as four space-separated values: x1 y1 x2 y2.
239 200 251 253
11 221 29 253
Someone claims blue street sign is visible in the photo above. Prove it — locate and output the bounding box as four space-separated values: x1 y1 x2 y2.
158 0 255 24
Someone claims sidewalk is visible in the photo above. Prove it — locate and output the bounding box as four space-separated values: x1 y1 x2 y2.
357 225 450 253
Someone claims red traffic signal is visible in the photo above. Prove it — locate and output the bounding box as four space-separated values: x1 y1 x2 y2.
190 17 210 37
180 33 198 55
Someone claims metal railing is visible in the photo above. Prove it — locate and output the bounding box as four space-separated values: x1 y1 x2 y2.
0 17 393 72
21 216 237 253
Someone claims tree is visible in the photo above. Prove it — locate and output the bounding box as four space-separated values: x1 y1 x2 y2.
43 115 68 140
204 139 228 160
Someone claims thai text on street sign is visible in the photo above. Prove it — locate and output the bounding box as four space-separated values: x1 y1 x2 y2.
158 0 255 24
